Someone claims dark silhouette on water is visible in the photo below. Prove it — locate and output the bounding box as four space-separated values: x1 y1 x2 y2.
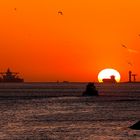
129 121 140 130
102 75 116 83
83 82 98 96
0 68 24 82
63 81 69 83
129 71 132 82
128 71 137 82
132 74 137 82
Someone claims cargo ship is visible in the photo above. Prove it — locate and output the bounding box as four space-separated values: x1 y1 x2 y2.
0 68 24 82
102 75 116 83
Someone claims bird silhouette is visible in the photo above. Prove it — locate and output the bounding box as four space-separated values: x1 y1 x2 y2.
128 62 132 66
58 10 63 15
121 44 127 48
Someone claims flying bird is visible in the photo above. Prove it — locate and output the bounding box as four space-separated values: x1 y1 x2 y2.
128 62 133 66
58 10 63 15
121 44 139 53
121 44 127 48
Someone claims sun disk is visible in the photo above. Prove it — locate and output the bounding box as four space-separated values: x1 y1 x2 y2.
98 68 121 83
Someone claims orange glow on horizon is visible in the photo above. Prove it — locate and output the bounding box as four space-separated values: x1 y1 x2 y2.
0 0 140 82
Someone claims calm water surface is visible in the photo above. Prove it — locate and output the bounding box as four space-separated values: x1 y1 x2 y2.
0 83 140 140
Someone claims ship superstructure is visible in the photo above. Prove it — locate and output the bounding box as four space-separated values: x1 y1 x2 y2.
102 75 116 83
0 68 24 82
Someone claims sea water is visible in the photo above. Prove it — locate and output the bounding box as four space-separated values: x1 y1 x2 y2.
0 82 140 139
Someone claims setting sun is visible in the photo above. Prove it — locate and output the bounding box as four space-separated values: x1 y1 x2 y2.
98 68 121 83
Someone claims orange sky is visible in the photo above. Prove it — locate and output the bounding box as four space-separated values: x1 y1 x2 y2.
0 0 140 82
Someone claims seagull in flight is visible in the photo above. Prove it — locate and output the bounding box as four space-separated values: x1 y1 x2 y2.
121 44 127 48
128 62 132 66
121 44 139 53
58 10 63 15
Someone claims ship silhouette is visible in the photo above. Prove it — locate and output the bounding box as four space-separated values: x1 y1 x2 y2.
0 68 24 82
102 75 116 83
